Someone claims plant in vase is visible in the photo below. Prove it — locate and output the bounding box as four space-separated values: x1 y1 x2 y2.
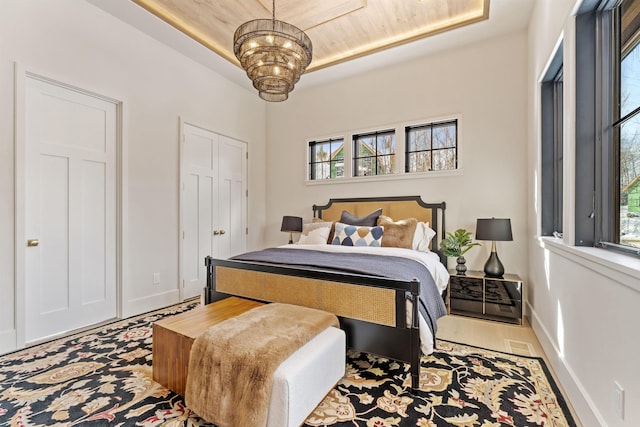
442 228 481 274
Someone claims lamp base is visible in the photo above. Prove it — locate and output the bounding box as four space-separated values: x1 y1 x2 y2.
288 231 294 244
483 250 504 278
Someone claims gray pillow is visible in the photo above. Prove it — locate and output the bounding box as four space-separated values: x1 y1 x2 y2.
339 208 382 226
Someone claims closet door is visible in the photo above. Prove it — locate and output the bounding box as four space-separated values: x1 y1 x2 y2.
181 124 247 300
216 135 247 259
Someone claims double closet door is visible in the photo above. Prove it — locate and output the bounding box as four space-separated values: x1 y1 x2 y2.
181 124 247 299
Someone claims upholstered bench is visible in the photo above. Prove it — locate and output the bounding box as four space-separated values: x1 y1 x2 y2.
267 325 345 427
152 297 345 427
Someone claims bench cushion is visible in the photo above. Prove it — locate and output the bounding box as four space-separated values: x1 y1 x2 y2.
268 326 345 427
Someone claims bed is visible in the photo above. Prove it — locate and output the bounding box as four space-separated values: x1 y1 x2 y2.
204 195 448 390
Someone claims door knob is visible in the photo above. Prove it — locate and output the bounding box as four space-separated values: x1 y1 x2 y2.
219 230 226 235
213 230 220 235
27 239 39 247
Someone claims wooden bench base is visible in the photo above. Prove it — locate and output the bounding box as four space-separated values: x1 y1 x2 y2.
152 296 264 395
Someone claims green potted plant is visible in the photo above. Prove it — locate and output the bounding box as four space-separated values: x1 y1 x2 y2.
442 228 481 274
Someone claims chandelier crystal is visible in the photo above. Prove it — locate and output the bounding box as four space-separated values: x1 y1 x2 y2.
233 0 312 102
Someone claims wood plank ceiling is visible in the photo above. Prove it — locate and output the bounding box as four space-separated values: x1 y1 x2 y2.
131 0 489 72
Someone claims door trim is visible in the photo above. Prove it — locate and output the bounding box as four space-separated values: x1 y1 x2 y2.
14 63 124 350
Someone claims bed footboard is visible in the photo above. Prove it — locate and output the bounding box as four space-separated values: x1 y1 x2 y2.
204 256 422 389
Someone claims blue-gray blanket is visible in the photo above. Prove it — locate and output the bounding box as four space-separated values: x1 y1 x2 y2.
231 248 447 342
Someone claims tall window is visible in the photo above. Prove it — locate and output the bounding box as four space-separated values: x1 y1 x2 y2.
553 70 564 234
352 130 395 176
541 48 563 237
308 138 344 180
580 0 640 252
405 120 457 172
616 0 640 248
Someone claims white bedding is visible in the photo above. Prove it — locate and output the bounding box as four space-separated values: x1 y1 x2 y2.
280 244 449 354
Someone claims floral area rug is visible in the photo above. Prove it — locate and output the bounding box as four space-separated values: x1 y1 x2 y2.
0 301 577 427
306 344 577 427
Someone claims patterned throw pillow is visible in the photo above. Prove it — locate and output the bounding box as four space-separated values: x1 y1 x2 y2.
332 222 384 247
298 222 332 245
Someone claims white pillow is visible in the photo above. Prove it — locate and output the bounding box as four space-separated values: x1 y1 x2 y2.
298 222 332 245
412 222 436 252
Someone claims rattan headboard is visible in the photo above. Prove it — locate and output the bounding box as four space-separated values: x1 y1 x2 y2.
312 196 446 266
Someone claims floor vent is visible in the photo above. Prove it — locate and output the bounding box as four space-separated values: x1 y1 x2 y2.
505 339 534 356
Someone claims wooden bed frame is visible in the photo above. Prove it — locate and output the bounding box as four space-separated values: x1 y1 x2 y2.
204 195 446 390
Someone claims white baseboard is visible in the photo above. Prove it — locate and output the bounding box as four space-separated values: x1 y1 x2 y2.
0 291 182 355
527 302 607 427
121 289 180 319
0 329 16 355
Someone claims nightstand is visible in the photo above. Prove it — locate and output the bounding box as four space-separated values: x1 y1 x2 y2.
448 270 523 325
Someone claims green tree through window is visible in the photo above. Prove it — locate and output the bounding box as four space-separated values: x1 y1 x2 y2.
309 138 344 180
353 130 396 176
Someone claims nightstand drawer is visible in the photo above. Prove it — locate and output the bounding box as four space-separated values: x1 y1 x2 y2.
484 299 522 321
485 279 522 303
484 279 522 322
449 275 483 314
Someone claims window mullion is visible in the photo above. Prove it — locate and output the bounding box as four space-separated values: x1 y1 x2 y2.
396 125 405 174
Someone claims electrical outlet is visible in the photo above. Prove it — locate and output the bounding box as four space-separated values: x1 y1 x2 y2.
153 272 161 285
614 381 625 419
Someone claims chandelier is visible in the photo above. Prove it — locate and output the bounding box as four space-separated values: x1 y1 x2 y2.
233 0 313 102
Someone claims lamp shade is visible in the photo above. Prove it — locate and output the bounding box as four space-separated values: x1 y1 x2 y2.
475 218 513 241
281 216 303 232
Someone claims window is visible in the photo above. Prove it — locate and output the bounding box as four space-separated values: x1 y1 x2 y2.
541 47 564 237
352 130 395 176
615 0 640 248
405 120 457 172
308 138 344 180
576 0 640 253
306 116 459 183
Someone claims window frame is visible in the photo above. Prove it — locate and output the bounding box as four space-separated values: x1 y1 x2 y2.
404 119 458 173
541 47 564 237
577 0 640 256
308 137 345 181
352 129 396 177
608 0 640 252
574 8 599 247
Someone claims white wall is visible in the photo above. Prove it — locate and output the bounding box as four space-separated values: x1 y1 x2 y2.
0 0 266 353
528 1 640 426
264 33 529 277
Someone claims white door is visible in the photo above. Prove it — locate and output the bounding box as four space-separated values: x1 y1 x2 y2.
217 135 248 259
182 125 218 299
24 76 117 343
181 124 247 299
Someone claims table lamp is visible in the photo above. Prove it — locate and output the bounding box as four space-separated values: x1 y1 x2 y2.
475 218 512 278
281 216 303 244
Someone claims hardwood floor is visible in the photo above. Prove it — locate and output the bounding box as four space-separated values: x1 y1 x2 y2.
437 314 583 426
437 314 542 356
